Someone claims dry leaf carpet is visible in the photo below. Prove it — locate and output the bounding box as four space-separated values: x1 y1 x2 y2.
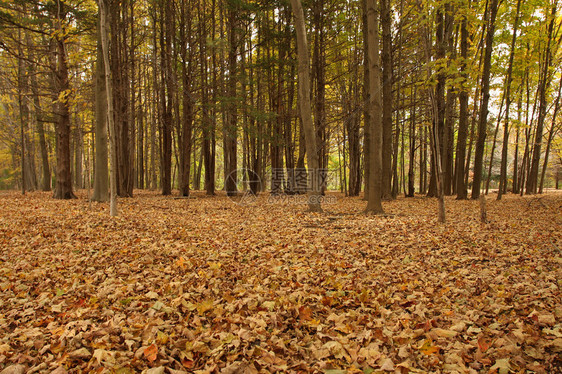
0 191 561 373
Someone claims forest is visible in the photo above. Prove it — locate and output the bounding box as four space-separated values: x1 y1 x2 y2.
0 0 560 207
0 0 562 373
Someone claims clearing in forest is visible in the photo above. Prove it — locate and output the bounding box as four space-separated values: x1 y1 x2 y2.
0 191 560 373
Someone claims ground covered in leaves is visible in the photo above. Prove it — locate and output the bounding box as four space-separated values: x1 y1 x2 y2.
0 191 561 374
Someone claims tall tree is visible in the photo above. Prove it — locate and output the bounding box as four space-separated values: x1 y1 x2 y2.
381 0 393 200
160 0 173 195
290 0 323 212
455 0 470 200
92 16 109 202
52 0 75 199
178 0 194 197
99 0 118 216
472 0 499 200
224 0 239 197
364 0 384 214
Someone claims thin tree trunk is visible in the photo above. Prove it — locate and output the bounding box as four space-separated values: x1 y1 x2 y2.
512 94 521 193
442 4 455 196
74 120 83 189
455 6 469 199
407 81 417 197
17 32 26 195
99 0 117 216
539 77 562 193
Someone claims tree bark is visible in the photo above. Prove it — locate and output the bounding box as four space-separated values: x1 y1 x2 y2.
471 0 499 200
455 7 469 199
381 0 393 200
364 0 384 214
539 77 561 193
179 0 194 197
99 0 118 216
53 3 75 200
224 3 238 197
92 21 109 202
160 0 173 195
407 81 417 197
290 0 323 212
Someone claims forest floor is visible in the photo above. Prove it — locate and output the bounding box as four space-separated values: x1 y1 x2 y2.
0 190 560 374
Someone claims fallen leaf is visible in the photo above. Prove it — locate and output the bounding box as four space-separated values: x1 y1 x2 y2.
419 339 439 355
489 358 510 374
144 343 158 362
380 358 395 371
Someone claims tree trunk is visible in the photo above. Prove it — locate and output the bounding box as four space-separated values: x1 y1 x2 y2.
364 0 384 214
407 81 416 197
539 77 561 193
99 0 118 216
53 6 75 200
442 4 455 196
179 0 193 197
427 7 445 199
74 120 83 189
17 38 26 195
512 97 521 193
224 3 238 197
312 0 327 194
92 19 109 202
455 7 469 199
290 0 323 212
160 0 173 195
362 0 370 200
471 0 499 200
381 0 393 200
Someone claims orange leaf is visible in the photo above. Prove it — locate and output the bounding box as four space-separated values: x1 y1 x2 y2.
419 339 439 355
321 296 334 306
299 306 313 321
182 358 195 368
176 257 186 269
144 343 158 362
477 337 490 353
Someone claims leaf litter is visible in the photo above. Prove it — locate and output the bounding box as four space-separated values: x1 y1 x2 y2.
0 191 560 373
